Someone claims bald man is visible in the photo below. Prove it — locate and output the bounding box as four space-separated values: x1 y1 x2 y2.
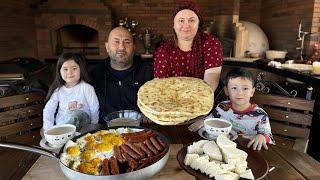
90 27 153 122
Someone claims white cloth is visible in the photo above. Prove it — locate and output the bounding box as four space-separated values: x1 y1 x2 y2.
43 81 99 130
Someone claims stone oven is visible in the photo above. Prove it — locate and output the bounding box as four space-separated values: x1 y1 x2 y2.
34 0 112 59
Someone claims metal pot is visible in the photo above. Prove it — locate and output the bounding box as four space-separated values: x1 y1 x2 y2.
0 127 170 180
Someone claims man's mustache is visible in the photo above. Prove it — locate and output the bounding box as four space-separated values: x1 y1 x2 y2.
116 51 127 55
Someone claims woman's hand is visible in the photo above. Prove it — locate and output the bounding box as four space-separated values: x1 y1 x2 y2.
247 134 268 150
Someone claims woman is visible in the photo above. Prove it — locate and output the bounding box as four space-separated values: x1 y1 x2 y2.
154 0 223 91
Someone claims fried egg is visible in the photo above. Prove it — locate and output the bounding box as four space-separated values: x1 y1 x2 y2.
60 129 127 175
60 140 81 166
77 162 100 175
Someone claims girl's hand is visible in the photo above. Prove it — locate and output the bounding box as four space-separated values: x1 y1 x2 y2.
40 128 44 138
247 134 268 150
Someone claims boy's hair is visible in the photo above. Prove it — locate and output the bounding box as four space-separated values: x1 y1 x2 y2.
46 52 90 101
224 68 255 87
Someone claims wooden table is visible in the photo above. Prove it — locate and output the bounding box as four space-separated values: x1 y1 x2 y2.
22 125 320 180
22 144 194 180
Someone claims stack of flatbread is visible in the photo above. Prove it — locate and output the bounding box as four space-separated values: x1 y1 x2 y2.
137 77 214 125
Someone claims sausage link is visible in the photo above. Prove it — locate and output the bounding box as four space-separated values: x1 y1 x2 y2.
127 131 156 143
125 142 146 158
150 136 163 151
122 152 138 170
109 157 120 175
156 136 166 148
144 138 159 155
113 146 125 163
102 159 110 175
121 129 150 138
137 143 153 157
121 144 141 160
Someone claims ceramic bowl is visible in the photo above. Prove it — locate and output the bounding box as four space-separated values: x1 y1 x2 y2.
266 50 287 61
104 110 142 127
44 124 76 147
204 118 232 138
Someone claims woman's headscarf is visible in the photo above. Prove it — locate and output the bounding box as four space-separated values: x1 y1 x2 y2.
172 0 205 78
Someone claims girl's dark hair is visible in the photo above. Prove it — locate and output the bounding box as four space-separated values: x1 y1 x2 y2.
46 52 90 101
224 68 255 87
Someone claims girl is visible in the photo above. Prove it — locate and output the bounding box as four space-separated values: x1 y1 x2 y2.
41 52 99 134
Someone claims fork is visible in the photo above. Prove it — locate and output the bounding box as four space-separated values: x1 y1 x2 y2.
188 119 205 132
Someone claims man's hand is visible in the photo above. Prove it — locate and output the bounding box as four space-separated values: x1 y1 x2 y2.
247 134 268 150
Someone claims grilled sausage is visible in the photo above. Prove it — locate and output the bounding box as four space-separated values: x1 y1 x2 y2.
137 143 153 157
121 129 149 138
126 131 156 143
125 142 146 158
122 152 138 170
150 136 163 151
121 144 141 160
144 138 159 155
109 157 120 175
156 136 166 148
113 146 125 163
102 159 110 175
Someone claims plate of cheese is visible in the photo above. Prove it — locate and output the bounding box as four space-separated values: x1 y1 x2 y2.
177 134 268 180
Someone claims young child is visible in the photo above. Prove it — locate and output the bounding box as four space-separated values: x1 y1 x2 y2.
208 68 274 150
41 52 99 135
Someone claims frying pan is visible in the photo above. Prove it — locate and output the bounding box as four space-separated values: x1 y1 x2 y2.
0 126 170 180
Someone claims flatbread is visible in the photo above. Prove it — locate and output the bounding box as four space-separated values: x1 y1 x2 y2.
139 102 197 123
138 77 213 116
138 101 197 121
137 77 214 125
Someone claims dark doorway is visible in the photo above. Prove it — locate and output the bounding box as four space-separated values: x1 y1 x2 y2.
55 24 99 55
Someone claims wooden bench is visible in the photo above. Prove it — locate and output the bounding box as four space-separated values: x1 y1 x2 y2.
0 92 45 180
252 92 314 153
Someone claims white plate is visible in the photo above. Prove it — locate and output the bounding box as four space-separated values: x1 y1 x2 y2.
198 127 238 141
39 131 81 151
39 138 62 151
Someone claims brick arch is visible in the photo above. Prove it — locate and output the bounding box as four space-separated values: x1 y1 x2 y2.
46 16 98 32
35 1 112 59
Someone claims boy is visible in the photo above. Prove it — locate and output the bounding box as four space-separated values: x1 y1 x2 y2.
190 68 275 150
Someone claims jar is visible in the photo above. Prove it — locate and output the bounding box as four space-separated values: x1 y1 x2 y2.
312 61 320 74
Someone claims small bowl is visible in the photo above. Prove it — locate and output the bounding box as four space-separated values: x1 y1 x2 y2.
44 124 76 148
204 118 232 138
266 50 287 60
104 110 142 127
249 53 260 58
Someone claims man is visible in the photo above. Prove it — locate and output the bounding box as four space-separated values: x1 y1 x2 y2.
90 27 153 122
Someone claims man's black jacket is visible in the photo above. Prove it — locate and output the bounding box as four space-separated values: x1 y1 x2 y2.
90 56 153 123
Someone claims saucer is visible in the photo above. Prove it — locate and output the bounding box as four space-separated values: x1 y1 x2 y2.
198 127 238 141
39 138 63 151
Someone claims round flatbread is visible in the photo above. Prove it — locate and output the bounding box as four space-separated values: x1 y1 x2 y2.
139 102 197 123
137 77 214 125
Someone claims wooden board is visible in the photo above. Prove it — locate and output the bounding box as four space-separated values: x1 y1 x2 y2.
224 57 260 62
